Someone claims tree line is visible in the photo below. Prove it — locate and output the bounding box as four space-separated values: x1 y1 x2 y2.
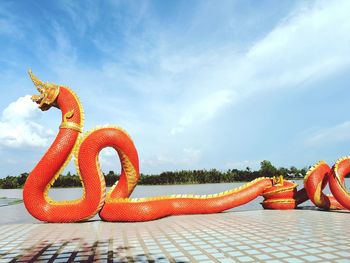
0 161 308 189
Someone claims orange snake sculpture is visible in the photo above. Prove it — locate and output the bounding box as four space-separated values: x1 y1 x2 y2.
23 71 350 223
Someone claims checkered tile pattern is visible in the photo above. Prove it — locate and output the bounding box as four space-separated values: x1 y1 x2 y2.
0 209 349 262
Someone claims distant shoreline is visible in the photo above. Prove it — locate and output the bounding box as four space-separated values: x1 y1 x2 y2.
1 161 307 189
0 179 306 190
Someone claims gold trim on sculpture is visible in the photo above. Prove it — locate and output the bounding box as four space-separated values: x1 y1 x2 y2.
106 177 271 203
263 185 297 197
333 157 350 195
60 121 83 133
262 199 295 204
26 70 320 222
272 175 284 186
304 160 326 183
313 181 326 207
119 150 138 193
28 69 60 111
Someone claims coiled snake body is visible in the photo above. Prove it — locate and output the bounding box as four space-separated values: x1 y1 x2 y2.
23 71 350 223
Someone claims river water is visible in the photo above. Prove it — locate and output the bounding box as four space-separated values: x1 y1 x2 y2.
0 179 348 224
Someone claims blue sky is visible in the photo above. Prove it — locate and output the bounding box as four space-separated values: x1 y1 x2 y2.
1 0 350 177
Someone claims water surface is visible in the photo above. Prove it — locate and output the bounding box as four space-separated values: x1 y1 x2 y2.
0 179 348 224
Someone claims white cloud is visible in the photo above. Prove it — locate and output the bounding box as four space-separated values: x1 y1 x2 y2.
0 96 54 148
141 147 202 168
97 147 201 173
182 148 202 164
306 121 350 146
166 1 350 135
171 89 233 135
4 0 350 175
2 95 38 121
244 0 350 91
100 147 117 157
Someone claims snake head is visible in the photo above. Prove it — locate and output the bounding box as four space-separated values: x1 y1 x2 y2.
28 69 59 111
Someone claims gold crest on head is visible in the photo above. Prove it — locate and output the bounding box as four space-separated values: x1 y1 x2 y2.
28 69 60 111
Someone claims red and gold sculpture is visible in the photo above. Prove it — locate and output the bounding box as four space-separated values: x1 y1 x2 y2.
23 71 349 223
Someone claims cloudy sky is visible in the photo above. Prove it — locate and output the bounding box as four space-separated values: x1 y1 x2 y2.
1 0 350 178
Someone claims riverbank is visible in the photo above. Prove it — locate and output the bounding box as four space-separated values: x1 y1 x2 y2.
0 175 305 189
0 161 307 188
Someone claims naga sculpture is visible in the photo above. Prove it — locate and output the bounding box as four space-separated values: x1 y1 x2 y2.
23 71 350 223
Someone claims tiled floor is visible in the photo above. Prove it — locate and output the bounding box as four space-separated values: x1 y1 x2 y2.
0 209 349 262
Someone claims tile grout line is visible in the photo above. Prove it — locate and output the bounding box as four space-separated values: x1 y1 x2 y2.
145 224 185 263
158 220 221 262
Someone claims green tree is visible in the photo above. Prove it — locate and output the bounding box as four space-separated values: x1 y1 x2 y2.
17 173 28 186
1 176 19 189
278 167 289 178
259 160 278 178
288 166 299 178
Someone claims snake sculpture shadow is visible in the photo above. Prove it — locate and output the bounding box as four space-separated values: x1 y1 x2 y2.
22 71 350 223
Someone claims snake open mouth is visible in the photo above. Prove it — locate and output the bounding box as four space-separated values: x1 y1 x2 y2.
31 93 44 105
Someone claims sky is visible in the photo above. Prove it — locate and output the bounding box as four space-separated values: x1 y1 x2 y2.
1 0 350 178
